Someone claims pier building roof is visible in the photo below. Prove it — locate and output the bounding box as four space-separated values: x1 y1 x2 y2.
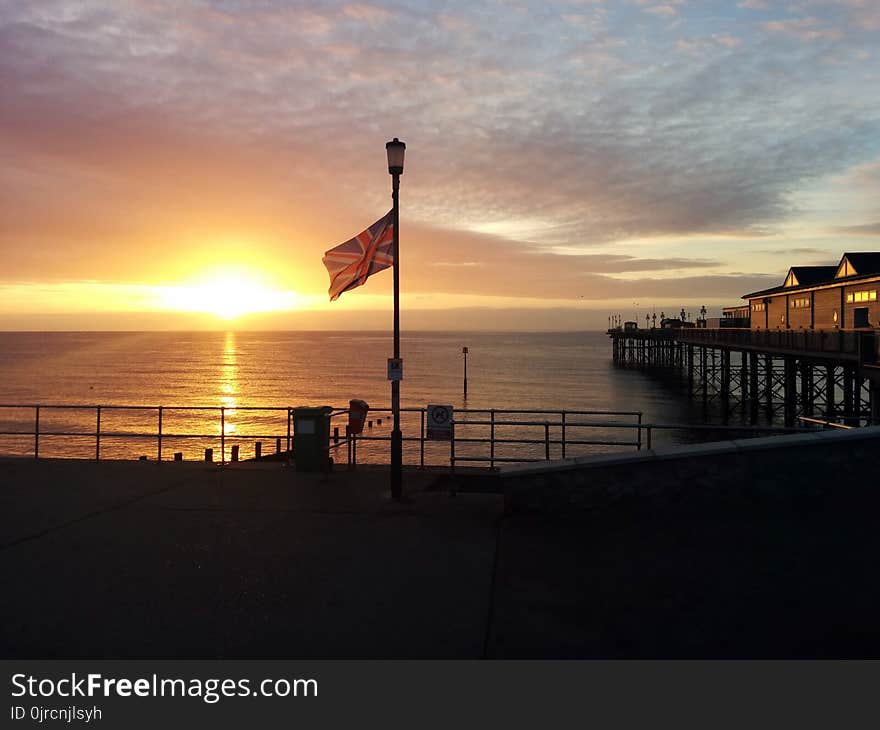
742 252 880 299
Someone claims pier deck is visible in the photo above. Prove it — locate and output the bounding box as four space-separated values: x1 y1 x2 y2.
609 327 880 427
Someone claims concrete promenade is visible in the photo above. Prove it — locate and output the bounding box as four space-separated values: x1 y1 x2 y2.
2 453 879 658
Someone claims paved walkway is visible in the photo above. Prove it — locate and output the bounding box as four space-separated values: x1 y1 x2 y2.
0 460 501 658
2 456 879 658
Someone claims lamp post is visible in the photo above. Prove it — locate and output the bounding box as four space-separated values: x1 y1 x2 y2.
700 304 707 328
386 137 405 501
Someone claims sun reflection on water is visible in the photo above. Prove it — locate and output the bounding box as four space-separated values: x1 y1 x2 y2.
220 331 238 435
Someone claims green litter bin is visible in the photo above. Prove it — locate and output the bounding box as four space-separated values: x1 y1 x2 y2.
292 406 332 472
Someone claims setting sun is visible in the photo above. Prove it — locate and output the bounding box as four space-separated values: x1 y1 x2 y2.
158 273 300 319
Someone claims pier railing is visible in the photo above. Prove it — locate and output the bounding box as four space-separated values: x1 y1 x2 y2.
0 403 822 469
675 327 876 362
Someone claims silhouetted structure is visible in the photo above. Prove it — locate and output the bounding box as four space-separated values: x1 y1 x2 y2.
609 252 880 428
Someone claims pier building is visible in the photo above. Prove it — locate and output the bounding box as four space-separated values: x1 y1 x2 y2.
609 251 880 429
744 252 880 331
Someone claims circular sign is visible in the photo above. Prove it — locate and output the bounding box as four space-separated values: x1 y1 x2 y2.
430 406 451 425
426 404 454 440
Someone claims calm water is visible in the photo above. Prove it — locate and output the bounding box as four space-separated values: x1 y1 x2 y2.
0 331 720 463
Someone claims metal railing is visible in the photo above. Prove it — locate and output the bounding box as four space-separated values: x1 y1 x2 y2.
0 403 829 469
350 408 643 468
676 327 876 362
344 411 821 466
0 403 645 467
0 404 300 464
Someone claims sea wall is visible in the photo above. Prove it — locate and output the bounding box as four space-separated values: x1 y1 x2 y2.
499 426 880 515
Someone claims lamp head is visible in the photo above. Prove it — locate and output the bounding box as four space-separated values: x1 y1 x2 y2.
386 138 406 175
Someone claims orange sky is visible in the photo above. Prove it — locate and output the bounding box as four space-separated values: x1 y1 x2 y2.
2 1 880 330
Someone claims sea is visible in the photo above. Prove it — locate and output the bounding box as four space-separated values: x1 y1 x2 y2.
0 331 731 464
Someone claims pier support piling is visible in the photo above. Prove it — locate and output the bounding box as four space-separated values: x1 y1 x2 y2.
749 352 759 424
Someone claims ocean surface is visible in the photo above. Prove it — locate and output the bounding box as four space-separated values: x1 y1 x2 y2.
0 331 727 464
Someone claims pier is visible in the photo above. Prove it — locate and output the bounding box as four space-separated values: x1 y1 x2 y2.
610 327 880 427
610 250 880 427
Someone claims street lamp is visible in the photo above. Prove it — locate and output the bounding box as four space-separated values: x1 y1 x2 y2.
386 137 405 500
700 304 707 328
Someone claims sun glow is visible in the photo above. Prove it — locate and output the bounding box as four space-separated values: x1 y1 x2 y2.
158 273 300 319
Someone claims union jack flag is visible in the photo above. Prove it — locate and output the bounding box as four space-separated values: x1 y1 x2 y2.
322 210 394 301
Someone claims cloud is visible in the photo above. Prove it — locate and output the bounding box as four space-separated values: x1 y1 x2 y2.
0 0 879 297
804 0 880 32
762 17 842 41
342 3 393 26
753 247 828 256
713 34 741 48
645 5 678 17
835 222 880 235
396 225 758 300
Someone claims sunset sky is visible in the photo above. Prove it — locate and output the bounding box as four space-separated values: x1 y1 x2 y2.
2 0 879 330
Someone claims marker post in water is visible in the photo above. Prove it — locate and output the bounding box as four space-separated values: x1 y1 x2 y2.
462 346 468 400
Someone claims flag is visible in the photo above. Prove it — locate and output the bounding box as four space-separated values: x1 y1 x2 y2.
322 210 394 302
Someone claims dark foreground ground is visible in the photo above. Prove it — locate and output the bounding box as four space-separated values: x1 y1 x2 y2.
1 457 878 658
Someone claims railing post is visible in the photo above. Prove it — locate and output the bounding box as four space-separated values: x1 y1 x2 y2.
450 421 455 472
157 406 163 462
544 421 550 461
286 409 292 455
637 412 643 451
34 406 40 460
420 408 425 469
95 406 101 461
220 406 226 465
561 410 566 460
647 426 653 450
346 425 352 468
490 409 495 469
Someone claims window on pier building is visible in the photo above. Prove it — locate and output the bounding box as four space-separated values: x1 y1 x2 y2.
752 302 765 312
846 290 877 303
791 297 810 309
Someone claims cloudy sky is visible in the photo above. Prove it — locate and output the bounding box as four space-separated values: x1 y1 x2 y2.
2 0 879 329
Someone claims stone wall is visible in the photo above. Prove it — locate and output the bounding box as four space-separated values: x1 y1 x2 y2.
499 426 880 516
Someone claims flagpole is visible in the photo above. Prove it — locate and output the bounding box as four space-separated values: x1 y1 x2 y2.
387 138 405 501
